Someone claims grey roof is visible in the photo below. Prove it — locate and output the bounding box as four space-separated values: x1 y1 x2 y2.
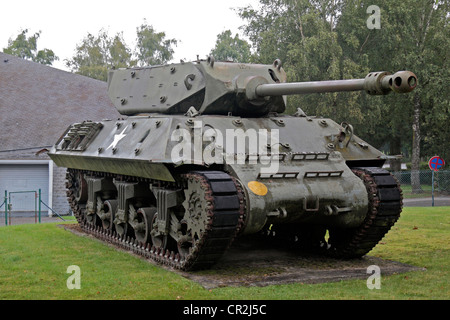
0 52 122 159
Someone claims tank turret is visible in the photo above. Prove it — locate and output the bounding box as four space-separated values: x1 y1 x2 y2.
108 57 417 117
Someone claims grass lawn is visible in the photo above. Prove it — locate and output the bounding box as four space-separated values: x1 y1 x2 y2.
0 206 448 300
401 184 435 198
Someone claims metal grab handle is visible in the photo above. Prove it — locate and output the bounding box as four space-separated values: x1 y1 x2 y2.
303 197 320 212
340 122 354 147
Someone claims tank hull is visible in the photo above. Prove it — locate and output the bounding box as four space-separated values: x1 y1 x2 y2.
49 113 386 233
49 113 403 270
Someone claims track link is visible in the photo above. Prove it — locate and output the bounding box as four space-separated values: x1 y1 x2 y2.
328 167 403 258
66 169 244 271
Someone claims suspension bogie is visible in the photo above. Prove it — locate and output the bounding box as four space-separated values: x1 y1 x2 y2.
66 169 244 270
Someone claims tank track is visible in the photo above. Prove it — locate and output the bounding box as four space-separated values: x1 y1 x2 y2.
65 169 245 271
327 167 403 258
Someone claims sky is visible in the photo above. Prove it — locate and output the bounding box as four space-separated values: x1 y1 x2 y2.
0 0 260 71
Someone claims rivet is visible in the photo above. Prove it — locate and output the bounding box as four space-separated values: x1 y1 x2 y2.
320 119 328 127
233 119 242 126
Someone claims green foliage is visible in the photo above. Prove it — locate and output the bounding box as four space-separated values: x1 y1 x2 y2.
65 29 135 81
238 0 367 123
135 21 177 67
66 22 177 81
3 29 58 65
210 30 251 62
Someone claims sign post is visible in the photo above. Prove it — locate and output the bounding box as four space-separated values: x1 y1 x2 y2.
428 156 445 207
4 190 7 226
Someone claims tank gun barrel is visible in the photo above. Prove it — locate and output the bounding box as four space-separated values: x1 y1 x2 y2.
254 71 417 98
256 79 365 95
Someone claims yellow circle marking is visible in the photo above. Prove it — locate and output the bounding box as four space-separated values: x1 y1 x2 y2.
247 181 268 196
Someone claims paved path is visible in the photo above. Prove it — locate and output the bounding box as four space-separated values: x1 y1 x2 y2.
403 196 450 207
0 215 69 226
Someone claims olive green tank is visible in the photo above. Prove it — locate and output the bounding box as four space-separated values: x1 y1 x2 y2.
48 57 417 270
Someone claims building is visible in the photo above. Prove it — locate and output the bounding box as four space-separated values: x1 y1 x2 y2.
0 52 121 216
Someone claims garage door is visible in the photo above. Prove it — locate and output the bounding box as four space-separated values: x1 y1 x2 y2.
0 163 49 213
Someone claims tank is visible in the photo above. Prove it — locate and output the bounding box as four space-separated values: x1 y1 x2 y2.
48 57 417 270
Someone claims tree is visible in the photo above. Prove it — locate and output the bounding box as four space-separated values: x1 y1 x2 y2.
238 0 449 190
65 29 135 81
413 0 450 178
135 22 178 67
335 0 406 165
210 30 252 62
376 0 448 192
67 23 178 80
3 29 58 65
237 0 365 122
337 0 449 192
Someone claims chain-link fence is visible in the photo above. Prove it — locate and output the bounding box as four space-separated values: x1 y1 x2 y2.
391 170 450 195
